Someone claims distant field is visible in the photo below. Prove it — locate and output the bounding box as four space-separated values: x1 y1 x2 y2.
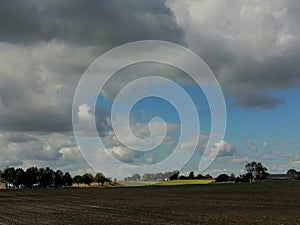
119 180 157 186
1 182 300 224
119 179 214 186
154 179 214 186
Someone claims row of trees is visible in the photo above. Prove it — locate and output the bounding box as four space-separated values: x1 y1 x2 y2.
125 162 268 183
166 161 300 183
124 161 300 184
125 171 214 181
2 161 297 188
214 161 268 183
73 172 113 187
212 161 300 183
0 167 112 189
125 171 179 181
179 171 213 180
0 167 73 188
168 171 214 180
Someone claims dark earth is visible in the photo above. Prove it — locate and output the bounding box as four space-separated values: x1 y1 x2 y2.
1 182 300 225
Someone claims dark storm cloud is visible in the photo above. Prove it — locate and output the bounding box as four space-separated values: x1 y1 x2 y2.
0 0 184 132
220 49 299 110
0 0 184 46
232 93 285 111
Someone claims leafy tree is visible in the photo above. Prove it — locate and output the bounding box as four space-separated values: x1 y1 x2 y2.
82 173 94 186
196 173 204 179
179 175 187 180
63 172 73 187
204 174 213 179
188 171 195 179
25 167 39 187
154 173 164 181
95 172 106 186
131 173 141 181
245 161 268 182
15 168 26 187
54 170 64 188
287 169 297 175
238 173 254 183
142 173 153 181
125 173 141 181
287 169 300 180
169 171 179 180
1 167 16 188
73 175 83 187
229 173 236 182
39 167 54 188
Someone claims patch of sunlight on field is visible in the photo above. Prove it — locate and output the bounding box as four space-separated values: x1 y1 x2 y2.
119 181 157 186
154 179 215 186
119 180 215 186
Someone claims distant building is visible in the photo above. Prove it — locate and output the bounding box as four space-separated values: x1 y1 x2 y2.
265 174 294 181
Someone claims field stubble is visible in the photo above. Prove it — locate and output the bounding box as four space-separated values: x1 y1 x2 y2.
0 182 300 224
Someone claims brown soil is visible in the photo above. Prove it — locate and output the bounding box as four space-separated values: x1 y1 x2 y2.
0 182 300 225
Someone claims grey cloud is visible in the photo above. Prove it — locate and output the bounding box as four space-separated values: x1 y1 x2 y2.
0 42 81 132
0 131 76 168
0 0 184 46
108 146 144 164
231 92 285 111
0 0 184 133
100 61 193 101
0 132 38 143
198 34 299 110
171 0 300 110
0 0 186 171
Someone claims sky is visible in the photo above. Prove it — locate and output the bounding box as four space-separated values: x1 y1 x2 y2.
0 0 300 178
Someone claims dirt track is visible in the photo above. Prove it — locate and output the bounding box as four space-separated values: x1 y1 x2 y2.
0 183 300 225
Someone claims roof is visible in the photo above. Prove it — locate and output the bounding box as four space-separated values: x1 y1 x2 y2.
265 174 294 180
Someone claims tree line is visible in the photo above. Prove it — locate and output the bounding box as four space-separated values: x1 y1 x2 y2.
125 161 300 183
212 161 268 183
0 167 112 189
125 171 179 181
212 161 300 183
125 170 214 181
2 161 299 188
